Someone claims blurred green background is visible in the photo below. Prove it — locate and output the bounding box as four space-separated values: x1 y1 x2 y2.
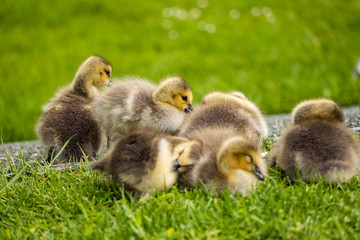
1 0 360 142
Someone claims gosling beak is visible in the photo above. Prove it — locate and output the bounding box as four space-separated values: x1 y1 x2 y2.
254 165 264 181
107 79 113 87
184 103 193 113
172 159 181 171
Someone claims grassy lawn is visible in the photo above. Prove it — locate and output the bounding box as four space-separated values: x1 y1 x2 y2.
1 0 360 142
2 0 360 239
1 155 360 239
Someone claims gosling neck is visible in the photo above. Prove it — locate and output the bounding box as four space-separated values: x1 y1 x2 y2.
72 73 93 98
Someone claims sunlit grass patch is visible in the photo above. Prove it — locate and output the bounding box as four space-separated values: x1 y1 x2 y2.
1 140 360 239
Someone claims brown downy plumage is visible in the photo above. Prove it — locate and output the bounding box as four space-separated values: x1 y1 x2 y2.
177 91 267 195
92 76 193 145
269 99 360 183
90 131 198 196
181 91 268 143
35 56 112 163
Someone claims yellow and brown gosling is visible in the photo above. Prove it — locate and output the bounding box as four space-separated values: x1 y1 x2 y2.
92 76 193 145
35 56 112 163
177 128 266 195
90 131 198 197
269 99 360 183
176 91 268 195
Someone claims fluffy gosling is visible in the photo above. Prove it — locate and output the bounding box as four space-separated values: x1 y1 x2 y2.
269 99 360 183
92 76 193 145
90 131 198 196
178 128 266 196
177 91 268 195
35 56 112 163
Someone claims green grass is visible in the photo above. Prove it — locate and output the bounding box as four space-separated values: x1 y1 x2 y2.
2 153 360 239
1 0 360 142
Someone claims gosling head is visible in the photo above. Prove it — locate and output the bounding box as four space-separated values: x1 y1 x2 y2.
216 136 265 182
291 99 344 125
201 92 229 105
153 76 193 113
201 91 248 105
172 140 200 173
228 91 248 101
75 56 112 87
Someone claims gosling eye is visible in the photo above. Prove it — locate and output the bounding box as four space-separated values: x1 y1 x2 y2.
105 70 110 77
245 155 253 163
179 149 185 155
181 96 188 102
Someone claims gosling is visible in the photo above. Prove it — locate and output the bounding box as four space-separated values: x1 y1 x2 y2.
178 128 266 196
90 131 198 196
181 91 268 144
35 56 112 163
269 99 360 183
177 91 267 195
92 76 193 145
